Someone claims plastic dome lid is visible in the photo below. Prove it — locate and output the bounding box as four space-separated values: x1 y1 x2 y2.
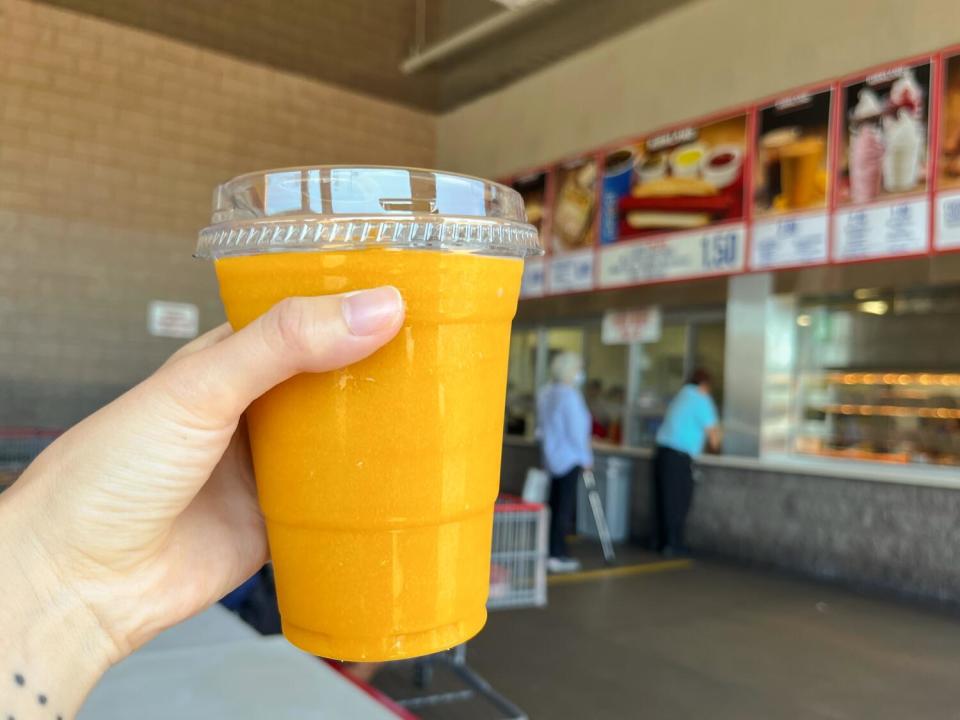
196 166 542 259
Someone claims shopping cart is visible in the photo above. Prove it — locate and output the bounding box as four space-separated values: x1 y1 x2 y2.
0 427 61 492
396 496 548 719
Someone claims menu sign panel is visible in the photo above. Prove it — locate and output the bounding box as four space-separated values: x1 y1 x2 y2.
752 214 830 268
833 60 933 260
598 112 748 288
551 157 598 253
519 256 546 298
599 224 745 287
599 113 749 246
936 50 960 250
548 248 595 293
548 156 598 292
833 199 930 259
500 51 960 301
751 88 833 268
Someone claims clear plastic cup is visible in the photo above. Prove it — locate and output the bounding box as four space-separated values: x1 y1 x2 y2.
196 166 541 660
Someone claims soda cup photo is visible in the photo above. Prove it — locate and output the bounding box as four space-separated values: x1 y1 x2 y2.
196 167 542 661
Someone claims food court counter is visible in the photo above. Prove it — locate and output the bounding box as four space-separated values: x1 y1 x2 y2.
501 435 960 606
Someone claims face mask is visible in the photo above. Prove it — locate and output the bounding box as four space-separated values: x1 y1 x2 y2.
573 370 586 387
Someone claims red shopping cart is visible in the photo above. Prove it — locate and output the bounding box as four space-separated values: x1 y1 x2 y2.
396 496 548 720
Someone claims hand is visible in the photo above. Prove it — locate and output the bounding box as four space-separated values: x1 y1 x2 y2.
0 288 404 718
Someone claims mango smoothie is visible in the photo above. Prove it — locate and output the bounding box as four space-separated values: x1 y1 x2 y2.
216 248 523 660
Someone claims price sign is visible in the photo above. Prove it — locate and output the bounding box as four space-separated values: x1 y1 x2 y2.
936 190 960 250
519 257 546 298
599 224 745 287
601 307 662 344
700 229 740 269
548 249 595 293
833 198 928 260
751 213 829 269
147 301 199 339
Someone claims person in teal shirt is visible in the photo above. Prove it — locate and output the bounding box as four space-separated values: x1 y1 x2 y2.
653 368 722 556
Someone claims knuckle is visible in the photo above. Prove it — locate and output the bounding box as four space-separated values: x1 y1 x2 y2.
271 297 313 355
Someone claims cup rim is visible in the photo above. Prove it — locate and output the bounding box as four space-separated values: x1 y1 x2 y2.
196 165 542 260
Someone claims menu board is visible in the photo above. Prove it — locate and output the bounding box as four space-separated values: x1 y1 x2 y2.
936 50 960 250
751 88 833 269
600 114 748 245
499 49 960 301
833 59 933 261
599 224 745 287
549 156 598 292
598 113 748 287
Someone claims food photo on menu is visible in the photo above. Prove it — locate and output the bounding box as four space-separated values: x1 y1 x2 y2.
754 89 832 216
838 62 931 205
511 171 548 236
938 52 960 189
551 156 598 252
600 114 748 244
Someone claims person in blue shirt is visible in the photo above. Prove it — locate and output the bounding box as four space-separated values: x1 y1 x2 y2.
653 368 722 556
537 351 593 573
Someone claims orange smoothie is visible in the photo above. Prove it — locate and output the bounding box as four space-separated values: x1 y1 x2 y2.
216 248 523 661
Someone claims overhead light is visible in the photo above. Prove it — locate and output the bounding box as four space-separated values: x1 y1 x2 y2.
796 314 812 327
858 300 889 315
853 288 881 300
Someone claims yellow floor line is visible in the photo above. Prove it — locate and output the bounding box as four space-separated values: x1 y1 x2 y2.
548 559 694 586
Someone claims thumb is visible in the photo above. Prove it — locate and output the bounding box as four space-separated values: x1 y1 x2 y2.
16 286 404 558
150 286 404 430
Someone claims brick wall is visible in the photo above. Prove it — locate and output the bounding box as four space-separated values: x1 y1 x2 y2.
36 0 439 110
0 0 435 428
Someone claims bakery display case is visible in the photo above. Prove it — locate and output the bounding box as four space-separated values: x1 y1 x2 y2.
792 285 960 467
795 371 960 465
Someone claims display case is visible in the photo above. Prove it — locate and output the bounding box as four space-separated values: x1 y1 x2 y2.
796 371 960 465
792 285 960 467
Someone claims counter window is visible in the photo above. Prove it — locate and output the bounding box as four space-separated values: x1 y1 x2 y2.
584 325 628 444
504 312 726 449
506 329 538 437
793 286 960 466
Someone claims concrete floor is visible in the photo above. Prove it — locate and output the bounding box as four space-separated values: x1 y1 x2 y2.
374 545 960 719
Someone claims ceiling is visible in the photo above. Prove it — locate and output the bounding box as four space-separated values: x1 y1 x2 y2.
37 0 693 112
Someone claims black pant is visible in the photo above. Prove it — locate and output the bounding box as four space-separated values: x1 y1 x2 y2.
549 465 580 558
235 566 282 635
653 445 694 552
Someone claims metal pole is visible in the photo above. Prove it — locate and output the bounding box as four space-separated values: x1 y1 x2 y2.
400 0 561 74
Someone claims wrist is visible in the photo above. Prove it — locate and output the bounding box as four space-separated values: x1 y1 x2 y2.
0 494 116 718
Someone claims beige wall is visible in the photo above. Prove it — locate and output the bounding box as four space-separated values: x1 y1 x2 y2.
437 0 960 178
0 0 435 427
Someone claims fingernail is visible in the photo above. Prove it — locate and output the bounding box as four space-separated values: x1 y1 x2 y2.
342 286 403 336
